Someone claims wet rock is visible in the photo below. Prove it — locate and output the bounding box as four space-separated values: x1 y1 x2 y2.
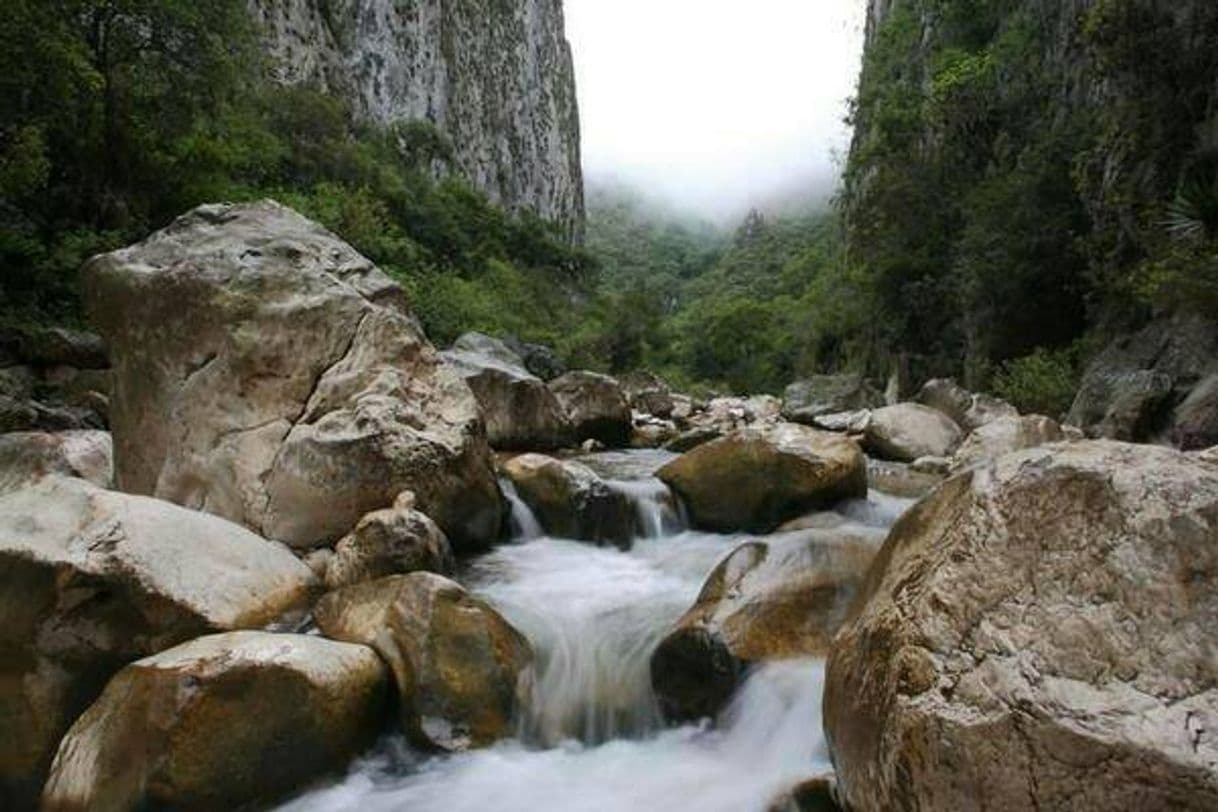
0 476 316 809
658 424 867 533
950 414 1065 473
910 455 951 476
314 573 533 752
1172 373 1218 451
548 371 633 447
631 414 679 449
863 403 963 462
652 526 884 722
501 453 635 546
0 431 112 493
866 458 944 499
825 442 1218 811
325 492 454 589
663 426 722 453
41 631 387 812
84 200 502 552
782 375 882 425
917 378 1017 431
443 335 570 451
620 370 675 418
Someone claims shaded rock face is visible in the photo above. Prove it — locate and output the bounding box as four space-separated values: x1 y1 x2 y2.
825 442 1218 811
502 336 566 382
325 492 454 589
1069 313 1218 442
443 334 570 451
916 378 1017 432
1173 374 1218 451
315 573 533 752
620 371 675 418
863 403 963 462
658 424 867 534
782 375 882 425
42 632 387 812
84 200 503 552
249 0 584 240
0 430 112 493
950 414 1065 473
548 371 633 447
501 453 634 547
652 526 885 722
0 476 316 809
767 775 843 812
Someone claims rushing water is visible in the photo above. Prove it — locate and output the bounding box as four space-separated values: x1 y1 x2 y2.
282 451 912 812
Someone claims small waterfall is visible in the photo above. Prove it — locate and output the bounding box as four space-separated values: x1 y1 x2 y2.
501 479 543 540
606 478 686 539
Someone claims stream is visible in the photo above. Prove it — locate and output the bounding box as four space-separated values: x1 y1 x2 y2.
281 450 912 812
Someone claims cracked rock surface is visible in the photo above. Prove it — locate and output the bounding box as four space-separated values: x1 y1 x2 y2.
825 440 1218 811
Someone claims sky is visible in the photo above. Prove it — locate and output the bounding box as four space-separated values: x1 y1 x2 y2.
564 0 867 222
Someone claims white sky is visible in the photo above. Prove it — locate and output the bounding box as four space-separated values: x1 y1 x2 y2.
564 0 866 221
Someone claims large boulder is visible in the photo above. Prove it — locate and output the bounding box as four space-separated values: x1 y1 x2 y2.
41 632 386 812
500 453 635 546
1172 373 1218 451
863 403 963 462
950 414 1066 473
620 370 675 418
548 371 632 447
0 430 112 493
825 442 1218 811
315 573 533 752
83 200 503 552
782 375 882 425
916 378 1017 431
657 424 867 533
652 526 884 722
0 476 316 809
325 491 454 589
442 334 570 451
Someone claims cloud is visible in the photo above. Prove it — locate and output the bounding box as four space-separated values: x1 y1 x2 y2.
564 0 866 221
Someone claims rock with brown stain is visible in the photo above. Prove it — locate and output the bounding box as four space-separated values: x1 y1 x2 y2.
325 492 454 589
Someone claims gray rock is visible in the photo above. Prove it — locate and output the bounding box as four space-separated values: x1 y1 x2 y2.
548 371 633 447
782 375 883 424
863 403 963 462
15 327 108 369
503 335 567 381
1172 374 1218 451
0 430 112 493
917 378 1017 431
620 371 675 418
950 414 1066 473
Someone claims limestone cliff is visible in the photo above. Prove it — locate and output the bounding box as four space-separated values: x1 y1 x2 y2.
250 0 584 240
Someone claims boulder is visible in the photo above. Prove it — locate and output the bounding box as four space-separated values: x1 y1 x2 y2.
501 453 635 546
950 414 1065 473
443 336 570 451
501 335 566 382
658 424 867 533
663 426 721 453
620 370 675 418
314 573 533 752
325 491 454 589
548 371 632 447
863 403 963 462
652 525 884 722
916 378 1017 431
782 375 882 424
811 409 871 434
866 458 944 499
42 632 387 812
0 476 316 809
825 442 1218 811
0 431 112 493
631 414 679 449
1172 374 1218 451
83 200 502 552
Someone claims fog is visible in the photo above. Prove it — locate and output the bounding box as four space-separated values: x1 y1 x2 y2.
564 0 866 222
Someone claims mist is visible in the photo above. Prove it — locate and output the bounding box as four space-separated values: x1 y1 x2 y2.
564 0 867 222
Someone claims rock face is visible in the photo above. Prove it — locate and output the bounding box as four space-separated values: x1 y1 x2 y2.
825 442 1218 811
84 200 503 552
620 371 675 418
863 403 963 462
500 453 634 546
0 430 112 493
782 375 882 425
652 526 884 722
42 632 387 812
325 491 454 589
658 424 867 533
548 371 633 447
1172 374 1218 451
950 414 1065 473
916 378 1017 432
0 476 316 809
442 333 570 451
315 573 533 752
249 0 583 240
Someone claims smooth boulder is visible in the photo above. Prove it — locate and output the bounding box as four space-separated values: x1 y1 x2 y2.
0 476 316 809
652 525 883 721
950 414 1065 472
325 491 454 589
548 371 633 447
501 453 635 546
0 430 112 493
782 375 882 425
83 200 502 551
657 424 867 533
916 378 1017 431
863 403 962 462
315 573 533 752
825 442 1218 811
42 632 387 812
